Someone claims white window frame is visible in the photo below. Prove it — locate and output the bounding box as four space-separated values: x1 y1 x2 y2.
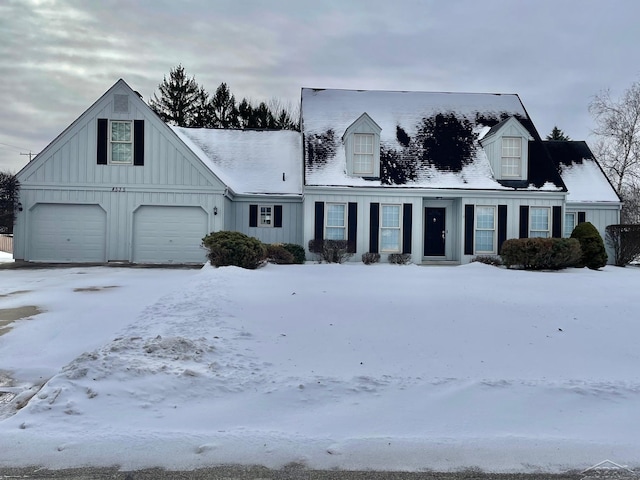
109 120 133 164
258 205 273 228
530 207 551 238
353 133 374 175
501 137 522 178
564 212 576 238
380 204 402 253
475 205 496 254
325 203 346 240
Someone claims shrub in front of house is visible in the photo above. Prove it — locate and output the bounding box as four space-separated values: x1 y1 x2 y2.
362 252 380 265
388 253 412 265
606 224 640 266
282 243 306 264
570 222 608 269
471 255 503 267
308 239 354 263
202 231 267 269
266 244 296 264
501 237 582 270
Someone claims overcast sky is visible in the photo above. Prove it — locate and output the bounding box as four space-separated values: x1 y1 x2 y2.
1 0 639 173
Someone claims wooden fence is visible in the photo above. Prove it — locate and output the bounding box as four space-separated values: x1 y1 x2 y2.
0 235 13 254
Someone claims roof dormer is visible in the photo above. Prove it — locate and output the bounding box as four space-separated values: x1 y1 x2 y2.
480 116 533 182
343 112 382 178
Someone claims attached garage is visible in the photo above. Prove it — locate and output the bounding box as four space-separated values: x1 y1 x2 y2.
132 206 209 264
29 204 107 262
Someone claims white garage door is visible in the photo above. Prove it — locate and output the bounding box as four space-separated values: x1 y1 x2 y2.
132 206 208 264
29 204 107 262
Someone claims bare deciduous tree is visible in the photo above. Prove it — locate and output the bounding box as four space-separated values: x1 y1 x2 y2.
589 81 640 222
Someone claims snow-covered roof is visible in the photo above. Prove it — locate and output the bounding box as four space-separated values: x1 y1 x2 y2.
545 141 620 203
301 88 565 190
172 127 302 196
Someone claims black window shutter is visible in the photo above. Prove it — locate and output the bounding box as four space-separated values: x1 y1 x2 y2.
464 204 474 255
369 203 379 253
552 206 562 238
97 118 108 165
402 203 412 254
274 205 283 228
134 120 144 166
249 204 258 227
347 202 357 253
314 202 324 240
578 211 586 224
498 205 507 254
519 206 529 238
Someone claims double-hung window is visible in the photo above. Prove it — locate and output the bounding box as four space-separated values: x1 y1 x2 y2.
530 207 550 238
501 137 522 177
380 204 401 252
325 203 346 240
475 206 496 253
353 134 374 175
564 212 576 238
259 205 273 227
110 120 133 164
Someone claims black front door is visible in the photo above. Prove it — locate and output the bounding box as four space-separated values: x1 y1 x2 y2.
424 207 446 256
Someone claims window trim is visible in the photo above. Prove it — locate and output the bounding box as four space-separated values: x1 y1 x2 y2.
475 205 497 254
564 211 576 238
380 204 402 253
501 137 522 178
109 120 134 164
257 205 274 228
324 203 347 240
530 206 551 238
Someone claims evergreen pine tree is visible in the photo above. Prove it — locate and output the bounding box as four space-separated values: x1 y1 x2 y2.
190 86 214 128
0 171 20 234
237 98 254 129
211 83 239 128
149 64 201 126
546 126 571 141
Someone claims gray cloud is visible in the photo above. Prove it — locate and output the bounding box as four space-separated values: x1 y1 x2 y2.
1 0 640 172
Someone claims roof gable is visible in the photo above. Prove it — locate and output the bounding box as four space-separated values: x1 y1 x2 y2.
17 79 226 190
301 88 564 190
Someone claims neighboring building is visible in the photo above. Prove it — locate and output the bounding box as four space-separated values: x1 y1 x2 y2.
13 80 620 264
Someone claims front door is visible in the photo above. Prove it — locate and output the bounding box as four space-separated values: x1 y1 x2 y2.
424 207 446 256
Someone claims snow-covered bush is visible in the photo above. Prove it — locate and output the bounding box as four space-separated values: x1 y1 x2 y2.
202 231 267 269
571 222 608 269
362 252 380 265
501 238 581 270
308 239 353 263
471 255 503 267
388 253 411 265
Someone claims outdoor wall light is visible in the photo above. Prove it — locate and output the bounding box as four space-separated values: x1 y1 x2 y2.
213 206 218 215
17 203 23 211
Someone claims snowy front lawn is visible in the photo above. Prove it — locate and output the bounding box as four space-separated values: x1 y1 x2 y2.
0 262 639 473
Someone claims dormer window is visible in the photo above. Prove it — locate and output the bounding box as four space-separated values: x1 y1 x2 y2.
501 137 522 177
479 116 532 182
343 113 381 178
353 134 374 175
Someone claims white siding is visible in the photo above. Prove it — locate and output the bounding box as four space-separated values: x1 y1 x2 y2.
234 200 303 245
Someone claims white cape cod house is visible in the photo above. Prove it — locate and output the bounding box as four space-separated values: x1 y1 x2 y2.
13 80 620 264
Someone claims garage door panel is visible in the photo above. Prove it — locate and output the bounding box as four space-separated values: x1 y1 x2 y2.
29 204 107 262
133 206 208 264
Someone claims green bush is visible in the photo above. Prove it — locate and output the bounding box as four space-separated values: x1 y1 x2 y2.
388 253 412 265
202 231 267 269
266 244 295 264
471 255 503 267
282 243 306 264
362 252 380 265
501 237 582 270
570 222 608 269
308 239 353 263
